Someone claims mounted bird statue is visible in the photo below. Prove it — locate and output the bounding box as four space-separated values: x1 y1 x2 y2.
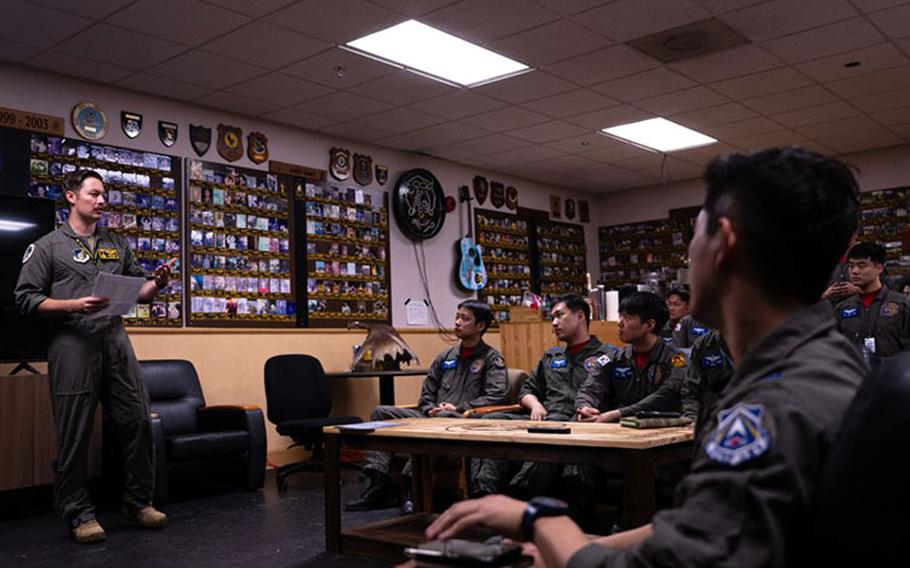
348 321 419 371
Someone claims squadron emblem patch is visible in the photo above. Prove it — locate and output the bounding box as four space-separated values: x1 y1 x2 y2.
22 243 35 264
881 302 900 317
705 403 771 466
470 359 484 374
671 353 686 368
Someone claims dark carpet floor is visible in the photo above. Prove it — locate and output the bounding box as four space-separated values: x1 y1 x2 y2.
0 469 405 568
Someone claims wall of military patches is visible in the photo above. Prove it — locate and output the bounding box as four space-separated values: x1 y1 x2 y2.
0 63 599 328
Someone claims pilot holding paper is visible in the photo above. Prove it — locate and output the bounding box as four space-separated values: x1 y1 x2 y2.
14 170 171 544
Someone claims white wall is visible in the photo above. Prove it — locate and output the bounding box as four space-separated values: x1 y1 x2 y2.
0 63 601 326
592 144 910 227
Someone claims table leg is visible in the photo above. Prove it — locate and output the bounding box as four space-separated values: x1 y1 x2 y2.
379 375 395 406
411 454 434 513
324 433 341 552
621 449 656 529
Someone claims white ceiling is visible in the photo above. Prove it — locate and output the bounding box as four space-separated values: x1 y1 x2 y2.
3 0 910 192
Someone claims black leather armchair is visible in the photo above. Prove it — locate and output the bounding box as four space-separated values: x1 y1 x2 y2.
141 359 266 503
264 354 361 491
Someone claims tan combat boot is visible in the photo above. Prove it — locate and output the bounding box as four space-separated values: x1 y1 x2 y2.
123 506 168 528
72 519 106 543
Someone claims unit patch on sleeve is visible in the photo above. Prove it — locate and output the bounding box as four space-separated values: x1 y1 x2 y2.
705 403 771 466
22 243 35 264
671 353 687 368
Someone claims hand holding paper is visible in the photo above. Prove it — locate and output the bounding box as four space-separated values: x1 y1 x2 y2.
87 272 146 318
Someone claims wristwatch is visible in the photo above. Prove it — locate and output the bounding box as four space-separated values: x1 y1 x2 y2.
521 497 570 541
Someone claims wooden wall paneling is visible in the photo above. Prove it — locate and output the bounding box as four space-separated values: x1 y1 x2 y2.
0 375 36 490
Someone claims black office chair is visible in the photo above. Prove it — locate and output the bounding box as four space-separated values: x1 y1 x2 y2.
140 359 266 504
808 353 910 566
264 354 362 491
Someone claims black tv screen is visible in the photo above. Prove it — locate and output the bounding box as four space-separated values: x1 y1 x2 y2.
0 195 55 363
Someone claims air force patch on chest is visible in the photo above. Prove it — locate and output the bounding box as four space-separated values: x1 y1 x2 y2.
583 356 600 373
705 403 771 466
470 359 484 374
73 248 91 264
551 358 567 369
691 326 707 336
441 359 457 370
612 366 634 379
840 307 859 319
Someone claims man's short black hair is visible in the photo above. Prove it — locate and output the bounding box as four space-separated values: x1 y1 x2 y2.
620 291 669 333
458 300 493 335
666 288 691 303
552 293 591 327
703 147 858 305
64 169 103 194
847 242 886 265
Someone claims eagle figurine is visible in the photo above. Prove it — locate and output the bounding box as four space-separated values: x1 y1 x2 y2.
348 321 419 370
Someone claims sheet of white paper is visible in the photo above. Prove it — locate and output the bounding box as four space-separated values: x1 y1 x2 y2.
406 301 428 326
89 272 146 318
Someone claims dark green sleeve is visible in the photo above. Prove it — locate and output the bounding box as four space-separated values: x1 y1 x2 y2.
418 358 443 414
14 241 52 317
519 356 548 403
682 353 705 421
119 235 150 278
575 364 608 410
618 373 683 417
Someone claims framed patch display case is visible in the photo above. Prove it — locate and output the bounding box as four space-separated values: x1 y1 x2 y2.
185 159 295 327
297 178 391 327
27 134 183 326
475 209 533 323
857 187 910 280
536 219 587 295
597 207 697 289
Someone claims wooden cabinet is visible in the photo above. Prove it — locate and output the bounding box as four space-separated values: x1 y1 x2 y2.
0 374 101 491
499 321 621 373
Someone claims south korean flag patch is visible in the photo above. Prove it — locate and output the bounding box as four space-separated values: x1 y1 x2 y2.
705 403 771 466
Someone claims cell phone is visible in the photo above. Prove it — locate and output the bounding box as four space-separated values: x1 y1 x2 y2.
405 539 527 567
636 411 682 419
527 424 571 434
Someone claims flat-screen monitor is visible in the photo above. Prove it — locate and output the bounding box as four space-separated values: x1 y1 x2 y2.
0 195 55 363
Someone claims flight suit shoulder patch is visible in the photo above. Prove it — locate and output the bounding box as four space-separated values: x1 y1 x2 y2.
583 356 601 373
705 403 771 467
73 248 91 264
22 243 36 264
96 247 120 261
881 302 900 317
671 353 687 368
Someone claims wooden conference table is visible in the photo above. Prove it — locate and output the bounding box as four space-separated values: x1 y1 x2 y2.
323 418 694 560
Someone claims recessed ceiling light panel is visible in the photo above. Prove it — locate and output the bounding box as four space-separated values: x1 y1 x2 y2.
345 20 529 87
601 117 717 153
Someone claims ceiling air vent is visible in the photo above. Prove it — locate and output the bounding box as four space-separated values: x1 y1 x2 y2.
625 18 751 63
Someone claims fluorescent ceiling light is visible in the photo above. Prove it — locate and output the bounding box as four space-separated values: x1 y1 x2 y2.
0 219 36 232
345 20 529 87
601 118 717 153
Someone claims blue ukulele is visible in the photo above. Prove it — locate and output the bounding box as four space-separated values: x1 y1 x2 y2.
456 185 487 291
